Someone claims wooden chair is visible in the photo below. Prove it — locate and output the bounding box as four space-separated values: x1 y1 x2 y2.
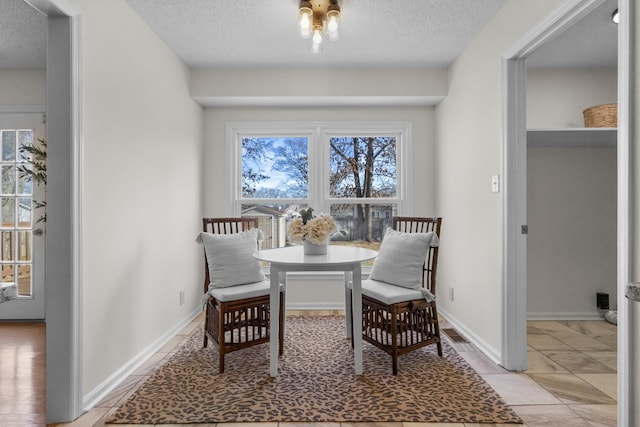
201 217 284 373
356 216 443 375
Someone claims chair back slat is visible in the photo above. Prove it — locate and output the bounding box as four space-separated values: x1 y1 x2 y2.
203 217 259 235
392 216 442 295
201 217 259 294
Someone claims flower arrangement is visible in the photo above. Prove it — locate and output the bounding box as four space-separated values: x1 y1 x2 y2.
287 207 339 245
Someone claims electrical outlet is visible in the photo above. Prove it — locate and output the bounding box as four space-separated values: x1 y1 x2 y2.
179 290 185 305
596 292 609 309
450 287 454 302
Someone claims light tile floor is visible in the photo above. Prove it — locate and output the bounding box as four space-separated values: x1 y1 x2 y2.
48 313 618 427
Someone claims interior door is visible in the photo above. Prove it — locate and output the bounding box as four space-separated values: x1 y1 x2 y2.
0 113 45 320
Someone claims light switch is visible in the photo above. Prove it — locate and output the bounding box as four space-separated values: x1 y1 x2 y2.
491 174 500 193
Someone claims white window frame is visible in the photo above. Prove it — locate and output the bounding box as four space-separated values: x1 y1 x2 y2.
225 121 413 216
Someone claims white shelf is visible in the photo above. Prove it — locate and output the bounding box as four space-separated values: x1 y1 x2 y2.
527 128 617 147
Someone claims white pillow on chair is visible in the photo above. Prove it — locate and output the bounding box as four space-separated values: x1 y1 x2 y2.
369 228 439 290
200 229 266 288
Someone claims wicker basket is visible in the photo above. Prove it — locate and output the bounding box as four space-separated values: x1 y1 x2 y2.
583 103 617 128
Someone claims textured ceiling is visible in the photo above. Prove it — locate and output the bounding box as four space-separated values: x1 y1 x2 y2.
1 0 618 70
1 0 47 69
124 0 507 69
528 0 617 68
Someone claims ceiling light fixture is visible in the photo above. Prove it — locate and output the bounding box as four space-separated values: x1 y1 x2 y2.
612 8 619 24
298 0 341 53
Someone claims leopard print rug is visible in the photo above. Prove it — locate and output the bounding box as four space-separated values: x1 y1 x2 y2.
107 315 522 424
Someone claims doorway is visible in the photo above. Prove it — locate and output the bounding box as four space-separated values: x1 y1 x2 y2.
501 0 615 369
503 0 633 424
525 0 618 323
0 113 46 320
3 0 83 422
4 0 83 422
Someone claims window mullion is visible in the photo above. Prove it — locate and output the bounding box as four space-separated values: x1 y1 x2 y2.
310 126 325 211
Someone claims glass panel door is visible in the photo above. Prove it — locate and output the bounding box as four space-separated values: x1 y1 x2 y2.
0 113 45 319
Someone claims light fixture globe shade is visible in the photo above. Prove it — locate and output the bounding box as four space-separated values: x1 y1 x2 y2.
311 26 323 53
312 27 323 45
327 7 339 41
298 1 313 39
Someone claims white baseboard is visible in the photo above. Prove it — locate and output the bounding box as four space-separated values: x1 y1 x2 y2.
0 105 46 114
286 302 345 311
438 306 502 366
527 311 606 320
81 306 201 411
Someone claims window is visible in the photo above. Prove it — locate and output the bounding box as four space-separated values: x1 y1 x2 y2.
226 122 412 251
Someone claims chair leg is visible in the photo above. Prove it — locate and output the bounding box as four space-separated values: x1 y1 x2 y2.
219 352 225 374
432 302 443 357
203 325 208 348
203 301 210 348
349 290 354 349
217 305 226 374
278 291 285 356
344 277 353 343
391 308 399 375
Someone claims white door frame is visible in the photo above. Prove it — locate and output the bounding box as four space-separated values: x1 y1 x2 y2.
502 0 635 425
616 1 636 425
25 0 84 423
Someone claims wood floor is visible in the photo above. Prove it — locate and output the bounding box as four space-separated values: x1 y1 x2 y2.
0 321 45 427
0 316 618 427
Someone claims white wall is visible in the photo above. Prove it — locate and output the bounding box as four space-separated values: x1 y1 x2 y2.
191 68 447 105
527 67 617 128
527 67 617 318
65 0 204 400
528 145 616 317
0 69 46 106
203 106 435 308
434 0 563 361
203 106 436 216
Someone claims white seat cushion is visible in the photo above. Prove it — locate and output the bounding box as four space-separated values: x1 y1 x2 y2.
360 279 425 305
207 280 284 303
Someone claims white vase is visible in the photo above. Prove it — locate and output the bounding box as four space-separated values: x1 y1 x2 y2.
303 239 328 255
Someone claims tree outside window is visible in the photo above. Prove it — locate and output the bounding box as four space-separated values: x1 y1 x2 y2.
329 136 396 242
242 137 308 199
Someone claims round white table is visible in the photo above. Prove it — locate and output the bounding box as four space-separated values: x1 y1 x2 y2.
255 245 378 377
